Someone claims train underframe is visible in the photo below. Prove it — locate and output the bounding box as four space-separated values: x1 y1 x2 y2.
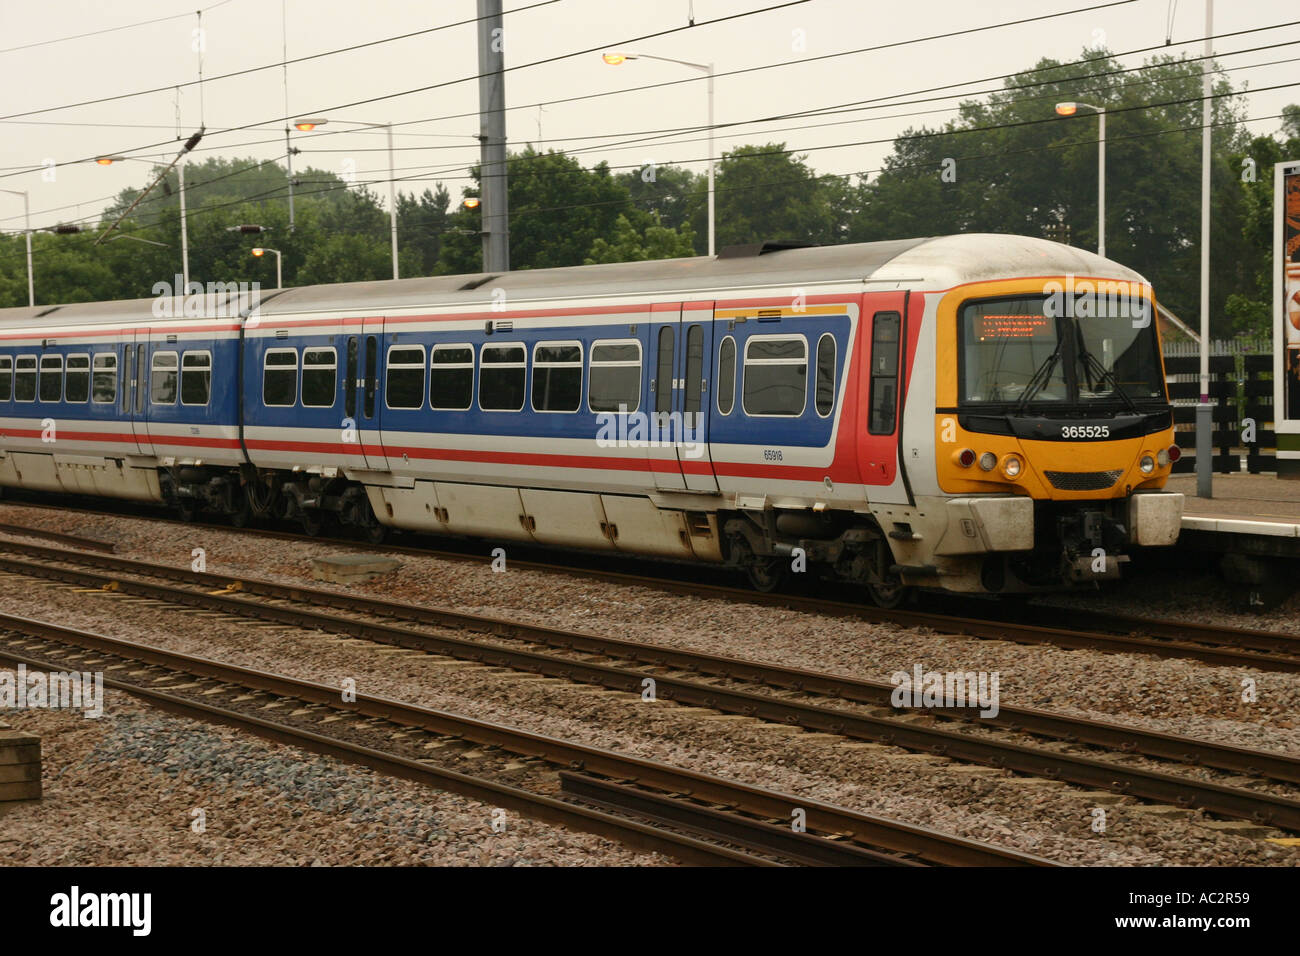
161 465 388 542
160 462 1153 606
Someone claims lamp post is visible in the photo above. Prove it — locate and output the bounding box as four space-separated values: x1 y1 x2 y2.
1054 102 1106 258
251 247 282 290
293 117 399 280
0 189 33 306
95 155 189 289
603 51 715 257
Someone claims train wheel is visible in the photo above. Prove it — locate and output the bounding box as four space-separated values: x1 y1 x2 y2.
300 511 325 536
745 557 787 593
866 580 908 609
177 499 198 523
364 521 388 545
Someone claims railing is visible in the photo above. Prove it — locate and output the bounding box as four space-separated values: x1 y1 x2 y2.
1162 338 1274 474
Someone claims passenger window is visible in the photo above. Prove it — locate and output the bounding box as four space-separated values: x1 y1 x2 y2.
14 356 36 402
654 326 674 413
430 345 474 410
588 340 641 413
39 355 63 402
814 333 836 418
683 325 704 415
0 356 13 401
263 349 298 407
868 312 902 435
742 335 807 416
150 351 178 404
121 348 133 412
716 336 736 415
479 343 526 411
65 354 90 403
136 345 146 414
92 353 117 404
181 351 211 406
385 345 426 410
302 348 337 408
345 337 358 418
364 336 377 419
532 341 582 412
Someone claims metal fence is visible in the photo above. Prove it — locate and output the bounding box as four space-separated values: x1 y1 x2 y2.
1162 338 1274 474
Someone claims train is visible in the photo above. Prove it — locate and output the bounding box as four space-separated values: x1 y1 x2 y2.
0 233 1184 605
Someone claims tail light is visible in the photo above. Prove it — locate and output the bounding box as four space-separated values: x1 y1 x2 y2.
1167 444 1182 463
955 448 975 467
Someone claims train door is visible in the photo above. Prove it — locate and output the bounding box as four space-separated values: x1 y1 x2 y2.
356 318 388 470
677 302 719 492
646 305 685 490
645 302 719 492
858 292 910 501
118 333 149 455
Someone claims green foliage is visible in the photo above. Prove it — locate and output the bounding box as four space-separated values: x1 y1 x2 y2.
585 214 696 264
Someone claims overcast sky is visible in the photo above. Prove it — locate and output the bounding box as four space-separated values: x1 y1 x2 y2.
1 0 1297 233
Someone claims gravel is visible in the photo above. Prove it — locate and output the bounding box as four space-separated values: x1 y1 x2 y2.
0 677 668 866
0 501 1297 866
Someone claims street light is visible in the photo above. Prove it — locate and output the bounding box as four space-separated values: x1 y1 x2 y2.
251 247 282 290
94 154 190 288
0 189 33 306
292 117 400 280
462 197 481 209
604 51 716 257
1055 101 1106 258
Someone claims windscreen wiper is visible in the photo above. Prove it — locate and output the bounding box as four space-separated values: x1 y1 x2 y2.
1014 341 1063 414
1075 339 1140 415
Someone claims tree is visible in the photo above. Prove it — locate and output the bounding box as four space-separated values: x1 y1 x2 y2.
585 213 696 264
684 144 839 252
438 147 637 273
849 47 1252 335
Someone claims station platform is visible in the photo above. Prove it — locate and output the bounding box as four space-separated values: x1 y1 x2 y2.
1156 474 1300 607
1167 474 1300 551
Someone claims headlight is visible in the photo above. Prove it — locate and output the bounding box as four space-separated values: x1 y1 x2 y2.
1139 455 1155 474
1002 454 1023 479
978 451 997 471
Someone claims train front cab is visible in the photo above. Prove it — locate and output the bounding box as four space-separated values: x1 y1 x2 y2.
892 276 1184 594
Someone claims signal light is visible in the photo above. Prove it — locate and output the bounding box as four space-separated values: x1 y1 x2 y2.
955 448 975 468
1167 444 1182 463
978 451 997 471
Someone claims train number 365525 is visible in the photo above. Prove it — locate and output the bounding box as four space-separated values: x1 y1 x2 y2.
1060 425 1110 439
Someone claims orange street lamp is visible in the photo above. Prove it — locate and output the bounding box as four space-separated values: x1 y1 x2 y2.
251 247 282 289
603 50 715 256
1054 102 1106 257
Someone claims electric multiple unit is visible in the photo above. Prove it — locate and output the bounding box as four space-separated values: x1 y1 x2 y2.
0 234 1183 604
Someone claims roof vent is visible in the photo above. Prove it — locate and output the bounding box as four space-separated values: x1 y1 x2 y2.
717 240 819 259
459 274 500 291
35 306 62 318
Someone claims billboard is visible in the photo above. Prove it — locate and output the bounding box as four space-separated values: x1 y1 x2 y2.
1277 160 1300 476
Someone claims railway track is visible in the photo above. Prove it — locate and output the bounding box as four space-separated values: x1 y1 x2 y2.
0 611 1044 867
1 498 1297 672
1 534 1298 833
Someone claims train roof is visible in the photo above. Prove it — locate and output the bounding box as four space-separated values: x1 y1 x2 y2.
0 234 1149 329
